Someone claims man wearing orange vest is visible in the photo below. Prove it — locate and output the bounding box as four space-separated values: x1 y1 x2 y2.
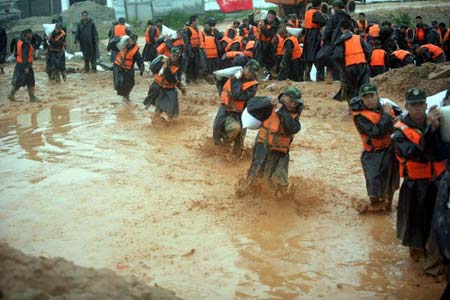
183 15 202 83
278 29 303 82
8 29 40 102
390 48 414 69
369 40 388 77
157 30 185 57
246 86 303 194
356 13 369 35
144 47 185 120
212 59 259 155
224 21 240 40
302 0 327 81
203 24 221 75
438 22 450 61
272 28 285 75
113 35 144 102
392 87 447 261
414 16 427 46
142 19 162 62
414 43 445 65
350 83 401 213
334 19 372 101
110 17 131 62
47 24 66 82
259 10 280 73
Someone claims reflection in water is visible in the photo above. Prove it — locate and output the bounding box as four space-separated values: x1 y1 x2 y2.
1 106 85 162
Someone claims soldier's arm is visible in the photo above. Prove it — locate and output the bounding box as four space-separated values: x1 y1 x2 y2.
278 108 301 134
353 113 393 137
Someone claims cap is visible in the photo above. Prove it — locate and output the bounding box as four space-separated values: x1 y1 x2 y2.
359 83 377 97
281 86 303 104
332 0 345 8
245 59 260 73
405 87 427 104
171 47 182 55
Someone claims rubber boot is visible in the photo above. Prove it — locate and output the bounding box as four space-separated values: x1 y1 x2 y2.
91 60 97 73
8 86 19 102
83 60 90 73
304 63 312 81
28 87 41 102
61 72 67 82
0 67 4 74
54 71 61 82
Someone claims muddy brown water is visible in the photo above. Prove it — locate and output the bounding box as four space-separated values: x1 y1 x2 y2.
0 61 445 299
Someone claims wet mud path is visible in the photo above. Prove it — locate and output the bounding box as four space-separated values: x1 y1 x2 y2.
0 62 444 299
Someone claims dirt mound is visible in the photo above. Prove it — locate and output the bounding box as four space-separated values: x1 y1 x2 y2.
0 243 183 300
373 63 450 103
61 1 114 24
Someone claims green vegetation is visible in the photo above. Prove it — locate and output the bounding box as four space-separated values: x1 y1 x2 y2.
387 11 412 27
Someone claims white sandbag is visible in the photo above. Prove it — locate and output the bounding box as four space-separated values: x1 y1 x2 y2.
426 90 448 111
379 98 401 111
65 52 74 60
242 107 262 130
73 52 84 59
6 54 15 63
96 65 105 72
213 66 243 79
43 23 56 36
116 35 130 51
162 25 177 39
287 27 302 37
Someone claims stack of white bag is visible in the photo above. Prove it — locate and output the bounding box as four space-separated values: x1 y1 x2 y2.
426 90 450 142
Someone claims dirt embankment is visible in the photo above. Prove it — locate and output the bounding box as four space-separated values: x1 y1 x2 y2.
357 1 450 25
373 62 450 103
0 243 182 300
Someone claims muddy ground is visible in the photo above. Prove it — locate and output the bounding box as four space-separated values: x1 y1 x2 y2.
0 56 448 299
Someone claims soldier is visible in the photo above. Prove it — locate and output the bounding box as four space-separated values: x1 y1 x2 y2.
392 88 446 261
8 29 40 102
350 83 400 213
247 86 303 195
75 11 99 73
213 59 260 156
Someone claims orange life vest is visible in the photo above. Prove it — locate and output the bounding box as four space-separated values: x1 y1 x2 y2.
420 44 444 60
368 24 380 38
225 37 243 52
199 31 206 49
221 79 258 112
394 121 446 180
392 49 411 61
225 51 244 59
344 35 366 66
49 30 66 51
243 41 255 58
114 24 127 37
257 107 299 153
274 34 285 56
145 25 160 44
415 27 425 42
370 49 386 67
304 8 320 29
204 36 218 59
357 20 368 32
16 39 33 63
260 23 273 42
352 109 394 152
154 64 181 89
114 44 139 70
283 36 302 60
188 26 200 48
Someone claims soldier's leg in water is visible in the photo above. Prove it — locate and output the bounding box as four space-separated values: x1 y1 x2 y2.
213 105 227 145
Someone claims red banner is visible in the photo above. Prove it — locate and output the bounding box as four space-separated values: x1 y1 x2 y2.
216 0 254 13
